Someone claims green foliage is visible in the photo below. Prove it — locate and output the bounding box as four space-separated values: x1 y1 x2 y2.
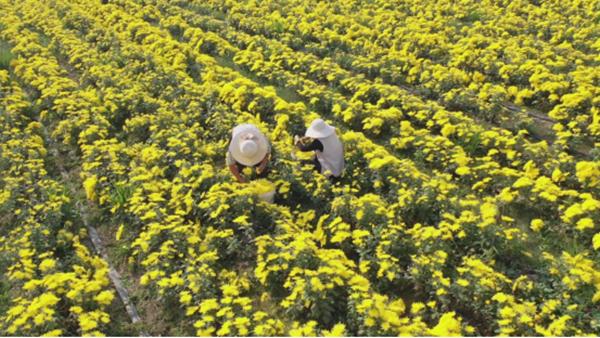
0 40 14 70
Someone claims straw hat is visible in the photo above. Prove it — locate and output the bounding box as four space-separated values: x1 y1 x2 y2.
229 124 270 166
305 118 336 139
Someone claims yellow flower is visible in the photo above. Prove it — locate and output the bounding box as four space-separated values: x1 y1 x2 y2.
323 323 346 336
217 321 232 336
200 299 219 314
592 233 600 250
456 278 470 287
575 218 594 231
530 219 544 232
70 306 84 314
42 329 63 337
83 175 98 201
221 284 239 297
479 202 497 227
238 164 252 176
551 168 566 182
498 188 516 202
39 258 56 272
250 179 276 195
79 316 98 332
563 204 584 222
430 312 462 336
576 161 600 187
115 224 124 241
492 292 509 303
38 292 60 308
513 176 534 188
0 189 11 204
94 291 115 305
441 124 456 137
180 291 192 305
499 306 516 319
455 166 471 176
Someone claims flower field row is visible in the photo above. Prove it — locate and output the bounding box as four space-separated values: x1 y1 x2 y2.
0 48 115 336
1 0 599 336
174 0 599 151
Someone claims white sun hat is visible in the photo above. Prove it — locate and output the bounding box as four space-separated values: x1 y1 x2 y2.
305 118 336 139
229 124 270 167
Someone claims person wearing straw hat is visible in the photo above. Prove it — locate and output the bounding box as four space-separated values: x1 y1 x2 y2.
294 118 344 179
227 123 271 183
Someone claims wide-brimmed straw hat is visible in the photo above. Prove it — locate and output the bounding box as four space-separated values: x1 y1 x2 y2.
229 124 269 166
305 118 335 138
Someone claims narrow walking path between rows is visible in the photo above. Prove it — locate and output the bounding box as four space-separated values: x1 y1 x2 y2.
42 123 148 336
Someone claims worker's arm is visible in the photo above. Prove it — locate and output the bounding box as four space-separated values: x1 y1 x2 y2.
226 151 247 183
256 152 270 174
229 163 247 183
295 138 324 152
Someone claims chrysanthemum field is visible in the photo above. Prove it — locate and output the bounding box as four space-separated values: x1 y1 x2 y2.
1 0 599 336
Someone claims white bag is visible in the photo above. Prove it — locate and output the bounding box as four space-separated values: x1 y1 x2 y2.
258 190 275 203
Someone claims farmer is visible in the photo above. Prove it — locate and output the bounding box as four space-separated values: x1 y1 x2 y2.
294 118 344 179
227 123 271 183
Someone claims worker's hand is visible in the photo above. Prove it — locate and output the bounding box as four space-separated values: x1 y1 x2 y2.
294 135 311 146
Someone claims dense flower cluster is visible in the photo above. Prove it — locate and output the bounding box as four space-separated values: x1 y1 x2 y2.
1 0 599 335
0 56 114 335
